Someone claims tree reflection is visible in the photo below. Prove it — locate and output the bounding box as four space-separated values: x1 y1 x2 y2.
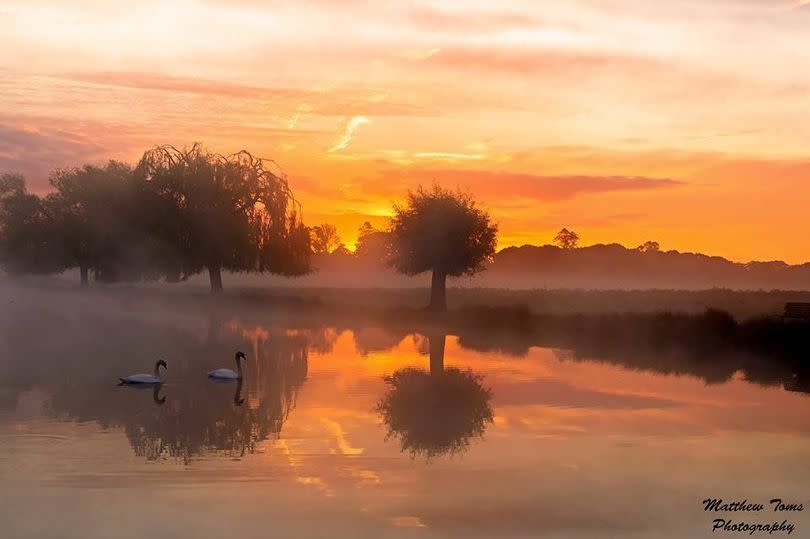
376 333 493 458
121 332 308 463
4 308 311 464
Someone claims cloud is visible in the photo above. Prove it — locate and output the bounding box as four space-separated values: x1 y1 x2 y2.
64 71 282 99
61 71 434 117
413 152 486 161
408 7 541 32
385 168 683 201
328 116 370 153
0 123 107 190
424 47 658 77
493 379 679 409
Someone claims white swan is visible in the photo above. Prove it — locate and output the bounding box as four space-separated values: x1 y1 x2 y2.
208 351 246 380
119 360 166 385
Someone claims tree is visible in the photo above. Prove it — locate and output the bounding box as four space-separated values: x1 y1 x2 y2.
554 228 579 249
134 144 310 293
354 221 390 262
637 240 660 253
309 223 341 254
45 161 134 285
0 173 61 275
388 186 497 311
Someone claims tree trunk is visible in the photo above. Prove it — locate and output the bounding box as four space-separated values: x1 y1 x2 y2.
80 266 89 287
429 333 446 376
428 269 447 311
208 265 223 294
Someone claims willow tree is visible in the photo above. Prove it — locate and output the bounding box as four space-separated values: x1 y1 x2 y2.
388 186 497 311
133 144 310 293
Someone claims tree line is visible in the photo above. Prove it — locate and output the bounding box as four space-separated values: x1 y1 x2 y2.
0 145 498 310
0 144 310 293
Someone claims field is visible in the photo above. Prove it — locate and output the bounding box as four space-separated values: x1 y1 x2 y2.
5 274 810 319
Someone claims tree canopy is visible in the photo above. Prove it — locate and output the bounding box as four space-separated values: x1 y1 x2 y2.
388 185 497 310
133 144 310 292
0 144 310 292
0 173 58 275
45 161 137 284
554 228 579 249
309 223 341 254
355 221 390 262
637 240 661 253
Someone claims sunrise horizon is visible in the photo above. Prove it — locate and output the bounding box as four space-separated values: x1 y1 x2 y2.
3 0 810 264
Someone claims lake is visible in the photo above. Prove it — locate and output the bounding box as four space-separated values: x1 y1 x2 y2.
1 289 808 538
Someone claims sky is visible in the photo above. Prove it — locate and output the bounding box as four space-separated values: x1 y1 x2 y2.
1 0 809 263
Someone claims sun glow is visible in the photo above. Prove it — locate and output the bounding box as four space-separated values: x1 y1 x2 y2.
1 0 809 262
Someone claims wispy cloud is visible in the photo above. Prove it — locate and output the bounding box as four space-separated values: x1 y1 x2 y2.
384 168 683 201
328 115 369 152
413 151 486 161
0 123 107 189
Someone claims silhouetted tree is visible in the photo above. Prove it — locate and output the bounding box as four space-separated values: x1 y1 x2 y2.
388 186 497 311
355 221 390 262
637 240 660 253
0 173 61 275
554 228 579 249
354 221 391 266
376 333 494 458
310 223 341 254
44 161 133 285
134 144 310 293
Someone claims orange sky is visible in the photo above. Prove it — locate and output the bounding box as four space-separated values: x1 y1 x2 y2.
1 0 809 262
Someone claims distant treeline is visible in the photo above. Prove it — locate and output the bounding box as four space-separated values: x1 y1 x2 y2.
488 244 810 290
302 238 810 291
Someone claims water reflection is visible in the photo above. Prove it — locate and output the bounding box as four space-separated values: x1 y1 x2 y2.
0 309 308 463
119 383 166 405
1 302 808 469
785 371 810 394
121 334 308 463
2 293 810 539
376 332 494 458
453 324 810 395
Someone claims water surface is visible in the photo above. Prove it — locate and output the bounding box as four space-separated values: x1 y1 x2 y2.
1 295 808 538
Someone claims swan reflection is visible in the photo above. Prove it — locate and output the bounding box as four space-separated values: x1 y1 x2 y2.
118 383 166 405
124 336 307 463
209 376 245 406
36 318 309 464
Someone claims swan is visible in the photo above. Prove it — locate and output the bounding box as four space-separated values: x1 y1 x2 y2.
119 360 166 385
208 351 246 380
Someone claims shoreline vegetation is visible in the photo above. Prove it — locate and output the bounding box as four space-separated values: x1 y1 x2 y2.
3 280 809 395
3 144 808 392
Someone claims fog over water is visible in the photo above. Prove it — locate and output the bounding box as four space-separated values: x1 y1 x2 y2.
1 283 808 538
